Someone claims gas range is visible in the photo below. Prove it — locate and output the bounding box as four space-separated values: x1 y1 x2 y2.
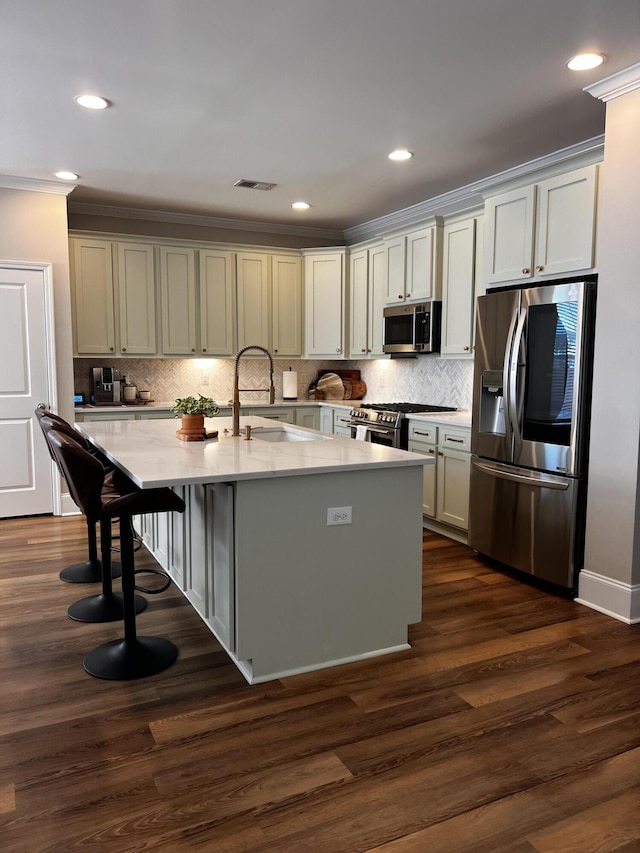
349 403 457 448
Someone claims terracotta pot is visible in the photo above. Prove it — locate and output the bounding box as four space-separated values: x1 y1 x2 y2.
179 413 206 436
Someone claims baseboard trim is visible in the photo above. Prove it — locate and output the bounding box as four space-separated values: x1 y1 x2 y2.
59 493 80 516
576 569 640 624
422 518 468 545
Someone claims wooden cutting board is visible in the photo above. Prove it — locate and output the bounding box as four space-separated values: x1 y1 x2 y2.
315 373 345 400
343 379 367 400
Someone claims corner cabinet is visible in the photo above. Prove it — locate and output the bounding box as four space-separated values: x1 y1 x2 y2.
383 222 443 305
303 249 347 359
484 164 598 286
349 242 386 358
71 238 156 356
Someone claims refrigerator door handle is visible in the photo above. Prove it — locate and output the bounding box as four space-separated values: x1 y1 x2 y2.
509 308 527 444
502 307 520 440
471 458 570 491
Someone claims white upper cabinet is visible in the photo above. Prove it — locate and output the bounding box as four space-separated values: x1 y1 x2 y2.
160 247 197 354
116 243 156 355
236 252 270 352
304 250 347 358
485 164 598 285
384 224 442 304
349 243 386 358
199 249 235 356
441 216 477 357
271 254 302 357
71 237 156 356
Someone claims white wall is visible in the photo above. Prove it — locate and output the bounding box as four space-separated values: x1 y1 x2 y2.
0 188 75 424
581 86 640 608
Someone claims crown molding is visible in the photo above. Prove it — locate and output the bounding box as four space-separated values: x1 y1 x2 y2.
67 202 345 242
0 175 76 196
344 135 604 244
585 61 640 102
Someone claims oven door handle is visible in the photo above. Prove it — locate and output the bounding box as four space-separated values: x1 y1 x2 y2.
350 424 396 439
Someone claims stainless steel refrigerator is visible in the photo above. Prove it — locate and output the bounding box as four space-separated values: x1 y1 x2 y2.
468 276 596 591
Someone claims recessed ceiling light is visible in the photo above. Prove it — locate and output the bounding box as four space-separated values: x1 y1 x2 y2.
567 52 606 71
74 94 110 110
388 149 413 161
54 171 79 181
291 201 310 210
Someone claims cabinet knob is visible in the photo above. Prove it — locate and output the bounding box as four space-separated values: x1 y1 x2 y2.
336 348 341 353
122 347 127 352
361 348 366 353
191 348 195 352
367 348 371 353
522 268 530 274
274 348 278 353
109 346 114 351
202 348 207 353
536 265 544 272
463 346 469 351
405 293 410 298
438 451 444 456
398 294 403 299
428 448 435 455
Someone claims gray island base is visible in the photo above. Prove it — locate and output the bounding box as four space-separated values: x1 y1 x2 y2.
77 416 427 683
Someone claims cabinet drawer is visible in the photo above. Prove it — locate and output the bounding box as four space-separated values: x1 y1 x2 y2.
439 427 470 452
408 422 437 444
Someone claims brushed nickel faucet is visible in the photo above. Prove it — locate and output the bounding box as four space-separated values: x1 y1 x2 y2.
231 345 275 436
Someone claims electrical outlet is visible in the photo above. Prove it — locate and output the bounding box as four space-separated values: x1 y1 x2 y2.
327 506 352 526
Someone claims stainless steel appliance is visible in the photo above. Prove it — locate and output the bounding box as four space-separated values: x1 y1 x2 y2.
468 276 597 591
350 403 457 448
383 302 442 355
92 366 121 404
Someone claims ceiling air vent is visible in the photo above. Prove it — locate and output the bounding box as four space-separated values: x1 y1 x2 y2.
233 179 277 191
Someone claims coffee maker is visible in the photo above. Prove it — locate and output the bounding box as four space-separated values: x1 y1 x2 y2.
92 367 121 404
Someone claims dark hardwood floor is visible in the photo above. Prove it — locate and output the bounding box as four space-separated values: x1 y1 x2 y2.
2 514 640 852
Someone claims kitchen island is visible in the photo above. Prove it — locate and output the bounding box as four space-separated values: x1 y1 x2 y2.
77 416 429 683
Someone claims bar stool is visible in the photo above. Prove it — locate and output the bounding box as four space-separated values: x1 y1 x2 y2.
47 429 185 680
35 408 122 585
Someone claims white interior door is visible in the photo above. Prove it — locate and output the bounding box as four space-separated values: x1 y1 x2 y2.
0 265 56 517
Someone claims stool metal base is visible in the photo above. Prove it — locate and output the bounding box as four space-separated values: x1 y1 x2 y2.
83 636 178 680
60 560 122 584
67 592 147 623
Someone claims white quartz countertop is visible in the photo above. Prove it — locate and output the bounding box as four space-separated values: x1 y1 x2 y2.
74 400 325 413
77 415 431 489
406 410 472 428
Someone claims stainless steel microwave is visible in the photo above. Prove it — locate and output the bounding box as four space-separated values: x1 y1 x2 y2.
383 301 441 355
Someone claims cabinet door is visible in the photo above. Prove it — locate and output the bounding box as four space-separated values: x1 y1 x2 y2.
436 447 470 529
116 243 156 355
160 247 197 354
441 218 476 356
169 485 187 590
485 185 536 285
295 408 320 430
186 484 209 619
408 442 436 517
349 248 369 357
535 166 597 277
199 249 235 356
384 235 406 303
208 483 235 652
272 255 302 357
237 252 270 351
406 226 439 301
304 252 346 358
72 238 116 354
320 407 334 434
368 244 387 356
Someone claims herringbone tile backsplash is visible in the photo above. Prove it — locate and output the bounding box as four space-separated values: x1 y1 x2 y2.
74 356 473 409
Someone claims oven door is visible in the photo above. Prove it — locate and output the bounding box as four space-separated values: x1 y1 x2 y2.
350 422 399 448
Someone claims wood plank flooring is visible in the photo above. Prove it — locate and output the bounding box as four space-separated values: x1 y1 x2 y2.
2 513 640 852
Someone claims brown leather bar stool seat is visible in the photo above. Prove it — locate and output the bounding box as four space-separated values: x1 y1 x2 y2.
47 429 185 680
36 410 148 624
35 408 122 585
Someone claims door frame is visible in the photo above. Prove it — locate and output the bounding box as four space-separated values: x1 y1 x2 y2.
1 260 59 515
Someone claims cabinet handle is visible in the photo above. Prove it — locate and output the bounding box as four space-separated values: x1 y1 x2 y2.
536 265 544 272
446 437 464 443
438 451 444 456
463 346 469 351
414 430 432 437
522 267 530 274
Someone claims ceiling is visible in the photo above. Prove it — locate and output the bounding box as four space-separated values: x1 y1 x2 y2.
2 0 639 236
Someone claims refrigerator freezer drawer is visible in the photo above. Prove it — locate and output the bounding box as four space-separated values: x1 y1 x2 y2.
468 457 580 588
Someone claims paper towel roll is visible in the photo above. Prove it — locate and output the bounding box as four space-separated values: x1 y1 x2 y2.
283 370 298 400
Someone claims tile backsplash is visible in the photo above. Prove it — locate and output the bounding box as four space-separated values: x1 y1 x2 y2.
74 356 473 410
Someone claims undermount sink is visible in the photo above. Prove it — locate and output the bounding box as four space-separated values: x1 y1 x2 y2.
252 426 329 443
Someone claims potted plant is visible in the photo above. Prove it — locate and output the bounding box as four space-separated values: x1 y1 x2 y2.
172 395 219 438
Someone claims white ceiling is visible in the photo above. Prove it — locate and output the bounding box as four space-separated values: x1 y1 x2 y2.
2 0 639 235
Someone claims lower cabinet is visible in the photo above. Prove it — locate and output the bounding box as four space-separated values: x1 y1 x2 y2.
294 408 320 430
408 420 471 536
333 408 352 437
